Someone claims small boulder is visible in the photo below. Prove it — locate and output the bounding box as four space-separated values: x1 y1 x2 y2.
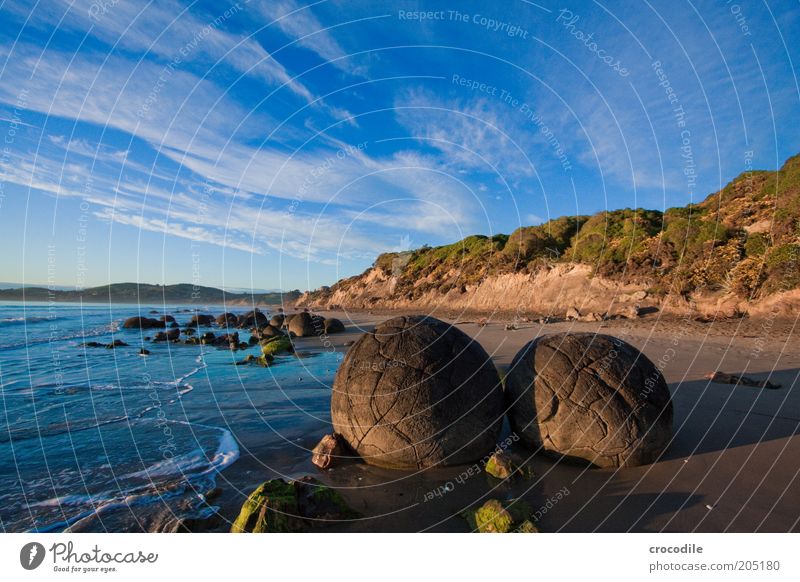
269 314 285 327
238 310 268 329
323 318 345 334
311 433 347 469
216 312 238 327
139 348 151 356
485 451 517 480
260 324 283 338
105 339 129 349
159 315 176 324
187 314 214 327
122 316 164 329
565 307 580 321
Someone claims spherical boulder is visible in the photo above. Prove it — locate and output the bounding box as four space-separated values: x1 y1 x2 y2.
238 310 268 329
288 312 317 337
331 315 504 469
260 324 283 338
216 312 238 327
323 317 345 334
269 314 285 328
505 333 673 468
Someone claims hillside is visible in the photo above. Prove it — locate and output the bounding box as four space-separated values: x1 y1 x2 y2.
298 154 800 317
0 283 301 306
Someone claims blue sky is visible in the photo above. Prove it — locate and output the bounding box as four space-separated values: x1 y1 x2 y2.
0 0 798 291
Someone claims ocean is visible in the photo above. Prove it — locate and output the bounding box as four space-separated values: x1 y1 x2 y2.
0 301 341 532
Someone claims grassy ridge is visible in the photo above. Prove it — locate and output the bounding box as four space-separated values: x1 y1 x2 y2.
319 154 800 302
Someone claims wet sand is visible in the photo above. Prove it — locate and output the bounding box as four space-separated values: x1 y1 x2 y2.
211 310 800 533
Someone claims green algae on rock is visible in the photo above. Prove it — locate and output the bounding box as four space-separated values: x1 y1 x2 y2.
260 336 293 357
231 477 357 533
463 499 537 533
484 451 518 480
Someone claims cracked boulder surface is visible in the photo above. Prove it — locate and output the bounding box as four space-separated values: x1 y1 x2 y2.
331 315 504 470
505 333 673 468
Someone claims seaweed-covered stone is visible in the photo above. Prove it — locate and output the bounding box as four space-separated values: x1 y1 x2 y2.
331 315 504 469
260 336 293 356
230 477 356 533
288 312 318 337
324 317 345 334
463 499 536 533
230 480 302 533
505 333 673 468
485 451 517 479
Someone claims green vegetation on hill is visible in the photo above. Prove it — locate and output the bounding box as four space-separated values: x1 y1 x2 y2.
315 154 800 302
0 283 301 305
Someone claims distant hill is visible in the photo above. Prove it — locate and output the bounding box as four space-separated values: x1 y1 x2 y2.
0 283 301 306
298 154 800 317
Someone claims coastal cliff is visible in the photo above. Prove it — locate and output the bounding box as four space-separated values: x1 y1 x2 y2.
298 154 800 318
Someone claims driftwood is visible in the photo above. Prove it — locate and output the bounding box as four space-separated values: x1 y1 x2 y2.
705 371 781 390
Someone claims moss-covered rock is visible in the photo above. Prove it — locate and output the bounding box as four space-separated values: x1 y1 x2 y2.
231 477 357 533
260 335 293 356
231 480 302 533
485 451 517 480
463 499 537 533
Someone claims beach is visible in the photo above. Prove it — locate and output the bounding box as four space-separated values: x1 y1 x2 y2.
1 303 797 533
216 310 800 533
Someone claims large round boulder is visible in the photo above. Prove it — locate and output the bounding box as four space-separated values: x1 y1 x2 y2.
269 314 285 327
238 310 268 329
288 312 317 337
505 333 673 468
324 318 345 334
331 315 504 469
